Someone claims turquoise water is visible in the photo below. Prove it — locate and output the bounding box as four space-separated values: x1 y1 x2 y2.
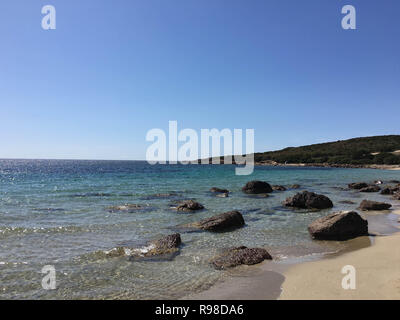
0 159 399 299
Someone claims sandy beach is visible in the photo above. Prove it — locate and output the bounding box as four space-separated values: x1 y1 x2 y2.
280 215 400 300
186 209 400 300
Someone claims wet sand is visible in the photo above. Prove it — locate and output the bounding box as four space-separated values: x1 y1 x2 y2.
185 210 400 300
280 210 400 300
183 236 373 300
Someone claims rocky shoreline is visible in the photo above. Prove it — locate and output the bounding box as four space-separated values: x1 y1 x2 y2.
254 160 400 170
103 179 400 275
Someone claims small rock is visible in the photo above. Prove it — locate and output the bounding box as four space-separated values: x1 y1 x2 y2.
308 211 368 240
289 184 301 189
216 192 229 198
380 188 394 195
107 204 143 213
175 200 204 212
190 211 245 232
210 187 229 194
359 200 392 211
242 181 273 194
211 246 272 270
338 200 356 204
359 185 381 193
272 185 287 191
283 191 333 210
348 182 369 190
105 233 182 258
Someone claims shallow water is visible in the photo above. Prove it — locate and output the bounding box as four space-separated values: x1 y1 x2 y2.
0 159 399 299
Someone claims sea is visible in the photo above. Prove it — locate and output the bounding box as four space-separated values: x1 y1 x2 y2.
0 159 399 299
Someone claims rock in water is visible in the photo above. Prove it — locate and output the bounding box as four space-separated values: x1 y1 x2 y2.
211 246 272 270
107 204 143 213
272 185 287 191
338 200 356 204
105 233 182 258
359 185 381 193
359 200 392 211
308 211 368 240
242 181 273 194
283 191 333 209
289 184 301 189
191 211 245 232
381 188 394 195
210 187 229 194
216 192 229 198
176 200 204 212
150 233 182 253
348 182 369 190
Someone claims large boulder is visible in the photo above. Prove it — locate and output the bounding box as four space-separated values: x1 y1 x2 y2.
359 185 381 193
211 246 272 270
105 233 182 258
242 181 273 194
176 200 204 212
348 182 369 190
308 211 368 240
283 191 333 210
191 211 245 232
359 200 392 211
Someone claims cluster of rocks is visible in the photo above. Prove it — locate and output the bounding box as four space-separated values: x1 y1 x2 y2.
349 181 400 200
103 178 400 269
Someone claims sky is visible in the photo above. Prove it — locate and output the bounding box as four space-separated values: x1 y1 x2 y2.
0 0 399 160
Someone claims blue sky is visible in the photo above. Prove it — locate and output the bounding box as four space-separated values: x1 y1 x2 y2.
1 0 399 160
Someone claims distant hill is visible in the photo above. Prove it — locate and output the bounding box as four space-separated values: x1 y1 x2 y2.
254 135 400 165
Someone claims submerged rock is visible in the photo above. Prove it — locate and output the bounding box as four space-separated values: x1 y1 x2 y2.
189 211 245 232
359 185 381 193
242 181 273 194
140 192 180 200
272 185 287 191
348 182 369 190
210 187 229 194
105 233 182 259
211 246 272 270
216 192 229 198
289 184 301 189
283 191 333 210
308 211 368 240
175 200 204 212
107 204 144 213
338 200 356 204
359 200 392 211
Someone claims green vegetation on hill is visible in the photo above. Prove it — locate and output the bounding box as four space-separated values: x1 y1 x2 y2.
254 135 400 165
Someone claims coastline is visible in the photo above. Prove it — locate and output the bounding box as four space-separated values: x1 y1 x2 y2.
185 209 400 300
280 210 400 300
254 161 400 171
